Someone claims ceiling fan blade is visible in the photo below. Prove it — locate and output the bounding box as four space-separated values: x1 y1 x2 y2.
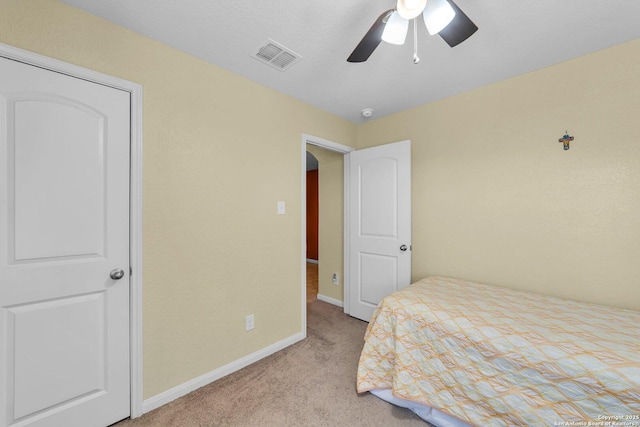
347 9 394 63
438 0 478 47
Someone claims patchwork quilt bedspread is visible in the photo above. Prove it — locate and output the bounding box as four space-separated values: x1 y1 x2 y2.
357 276 640 427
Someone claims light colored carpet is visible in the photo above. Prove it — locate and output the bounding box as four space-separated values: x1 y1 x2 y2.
115 300 430 426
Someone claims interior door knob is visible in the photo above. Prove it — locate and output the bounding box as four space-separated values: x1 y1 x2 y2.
110 268 125 280
400 245 408 252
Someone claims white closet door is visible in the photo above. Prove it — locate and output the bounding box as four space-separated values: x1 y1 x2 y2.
0 55 131 427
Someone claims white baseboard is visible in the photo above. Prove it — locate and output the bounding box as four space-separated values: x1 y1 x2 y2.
317 294 344 308
142 331 305 414
306 258 319 264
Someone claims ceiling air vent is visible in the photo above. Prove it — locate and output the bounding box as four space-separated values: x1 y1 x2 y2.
252 39 301 71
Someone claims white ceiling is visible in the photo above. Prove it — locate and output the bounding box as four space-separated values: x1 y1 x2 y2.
61 0 640 124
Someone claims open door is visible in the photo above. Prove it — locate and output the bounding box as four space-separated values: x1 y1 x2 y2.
347 140 411 321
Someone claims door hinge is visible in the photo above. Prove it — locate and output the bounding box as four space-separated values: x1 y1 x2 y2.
129 266 133 276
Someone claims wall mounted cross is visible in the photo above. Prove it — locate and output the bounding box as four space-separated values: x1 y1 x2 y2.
558 131 574 150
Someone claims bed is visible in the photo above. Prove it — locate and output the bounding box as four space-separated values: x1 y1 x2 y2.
357 276 640 427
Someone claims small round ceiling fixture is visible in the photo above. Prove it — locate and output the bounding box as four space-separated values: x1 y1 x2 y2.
361 108 374 118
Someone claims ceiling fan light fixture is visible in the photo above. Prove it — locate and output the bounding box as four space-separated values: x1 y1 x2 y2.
381 11 409 45
396 0 428 20
423 0 456 35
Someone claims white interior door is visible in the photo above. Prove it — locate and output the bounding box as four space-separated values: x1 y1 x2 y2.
0 56 131 427
348 140 411 321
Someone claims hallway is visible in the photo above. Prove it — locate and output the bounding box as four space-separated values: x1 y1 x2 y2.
306 262 318 303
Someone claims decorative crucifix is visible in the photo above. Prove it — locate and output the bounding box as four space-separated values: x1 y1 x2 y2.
558 131 574 150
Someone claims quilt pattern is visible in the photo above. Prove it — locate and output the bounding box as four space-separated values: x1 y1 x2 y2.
357 276 640 426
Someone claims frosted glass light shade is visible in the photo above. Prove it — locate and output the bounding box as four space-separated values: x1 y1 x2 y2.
396 0 428 19
423 0 456 35
381 12 409 45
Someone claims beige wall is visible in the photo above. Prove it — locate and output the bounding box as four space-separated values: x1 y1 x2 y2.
0 0 357 398
306 146 344 302
357 38 640 311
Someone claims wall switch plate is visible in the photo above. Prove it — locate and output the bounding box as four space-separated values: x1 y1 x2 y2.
245 314 254 331
277 201 286 215
332 273 339 286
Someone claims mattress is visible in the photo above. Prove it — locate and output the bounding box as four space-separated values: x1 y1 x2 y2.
357 276 640 426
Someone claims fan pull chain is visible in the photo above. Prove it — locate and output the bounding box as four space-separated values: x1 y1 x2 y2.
413 18 420 64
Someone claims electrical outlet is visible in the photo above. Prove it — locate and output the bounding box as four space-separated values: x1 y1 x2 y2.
245 314 254 331
332 273 339 286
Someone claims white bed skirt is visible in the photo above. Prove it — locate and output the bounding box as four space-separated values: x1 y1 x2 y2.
370 389 473 427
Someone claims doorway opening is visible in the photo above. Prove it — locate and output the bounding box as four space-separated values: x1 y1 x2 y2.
300 135 354 334
306 151 319 303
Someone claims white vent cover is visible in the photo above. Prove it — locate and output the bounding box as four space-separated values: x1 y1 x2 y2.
252 39 301 71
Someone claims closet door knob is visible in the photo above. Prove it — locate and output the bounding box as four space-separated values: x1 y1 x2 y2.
110 268 125 280
400 245 408 252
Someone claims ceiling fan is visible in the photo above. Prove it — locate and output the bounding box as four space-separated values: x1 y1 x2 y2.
347 0 478 63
